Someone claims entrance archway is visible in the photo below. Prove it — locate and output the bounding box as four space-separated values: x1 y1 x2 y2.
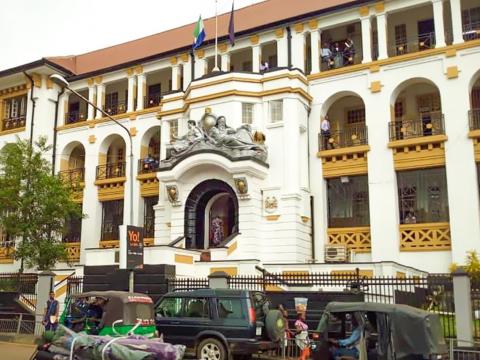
184 179 238 249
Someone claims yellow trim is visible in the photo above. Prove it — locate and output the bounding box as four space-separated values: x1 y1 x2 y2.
94 76 103 85
134 66 143 75
399 222 451 252
175 254 193 264
94 177 126 186
308 20 318 30
87 78 95 87
374 2 385 13
446 66 459 79
210 267 238 276
100 240 119 249
250 35 259 45
317 145 370 178
327 227 371 253
196 49 205 59
445 49 457 57
127 68 134 77
301 216 310 223
144 238 154 247
180 53 189 62
370 81 382 93
95 177 126 201
370 64 380 73
396 271 406 278
139 173 159 197
282 270 309 275
0 84 27 96
227 241 237 255
331 270 374 278
275 28 284 38
294 23 304 33
218 43 228 53
88 135 96 144
359 6 369 17
170 57 178 65
130 127 137 136
266 215 280 221
388 134 447 149
0 127 26 136
31 73 42 88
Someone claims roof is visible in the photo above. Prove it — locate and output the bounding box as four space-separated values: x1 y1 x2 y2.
46 0 367 77
72 290 153 303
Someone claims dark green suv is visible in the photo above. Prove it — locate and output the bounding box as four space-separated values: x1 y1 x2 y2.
155 289 285 360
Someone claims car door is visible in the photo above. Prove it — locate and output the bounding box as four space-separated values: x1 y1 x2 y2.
155 296 185 344
175 297 212 348
213 297 251 341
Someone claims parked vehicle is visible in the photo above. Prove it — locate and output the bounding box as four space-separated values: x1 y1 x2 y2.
60 290 156 337
155 288 286 360
315 302 448 360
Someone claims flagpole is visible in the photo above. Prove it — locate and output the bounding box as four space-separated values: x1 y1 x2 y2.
213 0 219 72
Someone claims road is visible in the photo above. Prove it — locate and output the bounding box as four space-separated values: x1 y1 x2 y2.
0 342 36 360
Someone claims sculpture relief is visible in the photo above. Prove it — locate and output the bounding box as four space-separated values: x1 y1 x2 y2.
264 196 278 213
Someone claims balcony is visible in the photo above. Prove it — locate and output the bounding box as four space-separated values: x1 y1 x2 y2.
318 124 368 151
463 21 480 41
138 158 159 175
389 32 436 57
101 220 121 243
96 162 126 180
399 222 451 252
469 109 480 131
105 100 127 116
65 111 86 125
327 227 371 253
388 112 445 141
2 116 26 131
144 94 162 109
59 168 85 184
64 243 80 262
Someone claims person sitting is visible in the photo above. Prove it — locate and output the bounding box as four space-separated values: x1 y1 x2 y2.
321 43 333 69
87 297 107 334
329 316 362 360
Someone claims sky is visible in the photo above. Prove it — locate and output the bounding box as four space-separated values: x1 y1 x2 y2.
0 0 265 71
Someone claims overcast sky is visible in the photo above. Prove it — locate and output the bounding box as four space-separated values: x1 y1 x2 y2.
0 0 265 71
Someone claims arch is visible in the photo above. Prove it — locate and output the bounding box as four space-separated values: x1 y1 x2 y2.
59 141 85 171
389 77 441 107
469 69 480 111
139 126 161 159
98 134 127 166
184 179 239 250
320 90 365 118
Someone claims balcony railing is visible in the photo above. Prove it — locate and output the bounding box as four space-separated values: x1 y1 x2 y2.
318 123 368 151
64 243 80 262
463 21 480 41
144 215 155 238
138 158 160 174
399 222 451 251
389 112 445 141
2 116 26 131
101 220 121 241
62 225 82 244
144 94 162 108
105 100 127 116
96 162 126 180
59 168 85 183
320 50 362 71
327 227 371 253
65 111 86 124
390 32 435 57
469 109 480 131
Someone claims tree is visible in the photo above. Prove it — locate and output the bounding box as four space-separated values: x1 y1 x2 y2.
0 137 83 270
450 250 480 281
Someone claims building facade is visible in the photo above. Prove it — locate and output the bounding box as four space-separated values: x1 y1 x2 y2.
1 0 480 276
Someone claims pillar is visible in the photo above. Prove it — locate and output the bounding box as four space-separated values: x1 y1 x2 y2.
450 0 464 44
136 73 145 111
208 271 230 289
171 65 179 91
376 12 388 60
432 0 446 48
221 53 230 72
361 16 373 63
252 45 261 73
58 91 70 125
276 29 288 68
87 84 96 120
453 269 474 347
34 271 55 335
127 75 136 113
195 55 206 79
290 29 305 71
310 30 320 74
160 120 171 160
95 83 105 119
182 60 192 90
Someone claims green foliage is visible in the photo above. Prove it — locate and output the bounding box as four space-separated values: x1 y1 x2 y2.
0 278 18 291
450 250 480 281
0 136 83 270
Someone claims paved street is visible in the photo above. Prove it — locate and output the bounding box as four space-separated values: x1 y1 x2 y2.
0 342 36 360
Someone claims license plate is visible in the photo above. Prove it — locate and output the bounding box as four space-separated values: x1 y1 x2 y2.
256 327 262 336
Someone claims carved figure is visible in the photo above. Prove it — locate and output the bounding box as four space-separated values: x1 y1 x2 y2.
170 120 204 156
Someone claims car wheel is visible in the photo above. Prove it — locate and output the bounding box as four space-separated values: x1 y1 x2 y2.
197 338 227 360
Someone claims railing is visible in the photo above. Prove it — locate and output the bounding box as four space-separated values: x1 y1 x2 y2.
64 242 80 262
59 167 85 183
389 112 445 141
399 222 451 251
100 220 121 241
0 312 35 334
0 241 14 262
144 215 155 238
327 227 371 253
96 162 126 180
66 276 83 297
144 93 162 108
318 123 368 151
470 109 480 131
64 110 86 124
2 116 26 131
389 32 436 57
105 100 127 116
320 50 362 71
138 158 160 174
463 21 480 41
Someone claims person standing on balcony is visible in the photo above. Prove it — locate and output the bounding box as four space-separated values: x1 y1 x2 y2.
260 60 269 72
43 291 59 332
321 116 331 150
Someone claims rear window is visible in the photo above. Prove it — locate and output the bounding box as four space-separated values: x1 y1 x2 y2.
157 297 183 318
217 298 245 319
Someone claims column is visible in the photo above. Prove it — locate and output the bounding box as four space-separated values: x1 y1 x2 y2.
221 53 230 72
58 91 69 125
182 59 192 90
87 85 96 120
34 271 55 335
95 83 105 119
310 30 320 74
160 120 171 160
127 75 136 113
450 0 464 44
171 65 179 91
376 13 388 60
290 30 305 71
453 270 474 347
432 0 446 48
361 16 373 63
276 29 288 67
252 45 261 73
136 73 145 111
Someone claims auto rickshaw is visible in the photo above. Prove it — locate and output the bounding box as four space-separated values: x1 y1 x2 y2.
59 291 156 337
315 302 448 360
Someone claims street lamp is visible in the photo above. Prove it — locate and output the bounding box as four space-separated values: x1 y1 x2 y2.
50 74 135 290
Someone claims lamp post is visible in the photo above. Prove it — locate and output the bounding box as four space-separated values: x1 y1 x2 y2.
50 74 135 291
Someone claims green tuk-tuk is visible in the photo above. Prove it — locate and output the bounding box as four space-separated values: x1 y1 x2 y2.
60 291 156 337
316 302 448 360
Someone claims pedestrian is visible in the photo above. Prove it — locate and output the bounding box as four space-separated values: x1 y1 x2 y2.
43 291 59 332
295 311 310 360
321 116 331 150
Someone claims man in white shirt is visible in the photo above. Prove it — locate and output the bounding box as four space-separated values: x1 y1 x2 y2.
321 116 331 150
321 43 333 68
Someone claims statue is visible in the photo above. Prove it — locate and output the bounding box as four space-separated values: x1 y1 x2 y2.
207 116 264 151
170 120 204 157
210 216 224 247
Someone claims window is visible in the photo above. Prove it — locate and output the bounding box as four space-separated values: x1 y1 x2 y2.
217 299 245 319
394 100 405 119
144 196 158 239
101 200 124 241
397 168 449 224
63 204 82 243
462 7 480 31
157 297 183 318
270 100 283 123
327 175 370 227
472 87 480 109
184 298 209 318
347 108 365 124
170 119 178 141
242 103 254 124
2 95 27 120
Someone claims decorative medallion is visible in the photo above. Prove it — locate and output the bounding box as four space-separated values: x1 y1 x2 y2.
234 177 249 199
264 196 278 213
166 185 180 206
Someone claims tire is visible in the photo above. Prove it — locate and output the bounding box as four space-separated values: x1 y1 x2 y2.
265 309 286 342
197 337 227 360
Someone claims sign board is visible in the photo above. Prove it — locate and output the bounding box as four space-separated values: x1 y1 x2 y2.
126 225 144 270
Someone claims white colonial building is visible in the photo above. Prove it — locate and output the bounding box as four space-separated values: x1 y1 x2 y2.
1 0 480 277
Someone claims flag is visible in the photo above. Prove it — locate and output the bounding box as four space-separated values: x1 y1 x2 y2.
228 1 235 46
193 16 206 50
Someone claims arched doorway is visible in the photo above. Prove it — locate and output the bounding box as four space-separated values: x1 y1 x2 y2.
184 180 238 249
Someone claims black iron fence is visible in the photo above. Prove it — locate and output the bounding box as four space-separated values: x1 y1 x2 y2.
470 109 480 131
463 21 480 41
389 32 436 57
389 112 445 141
144 94 162 108
138 158 160 174
96 162 126 180
66 276 83 297
318 124 368 151
2 116 26 130
105 100 127 116
64 111 86 124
